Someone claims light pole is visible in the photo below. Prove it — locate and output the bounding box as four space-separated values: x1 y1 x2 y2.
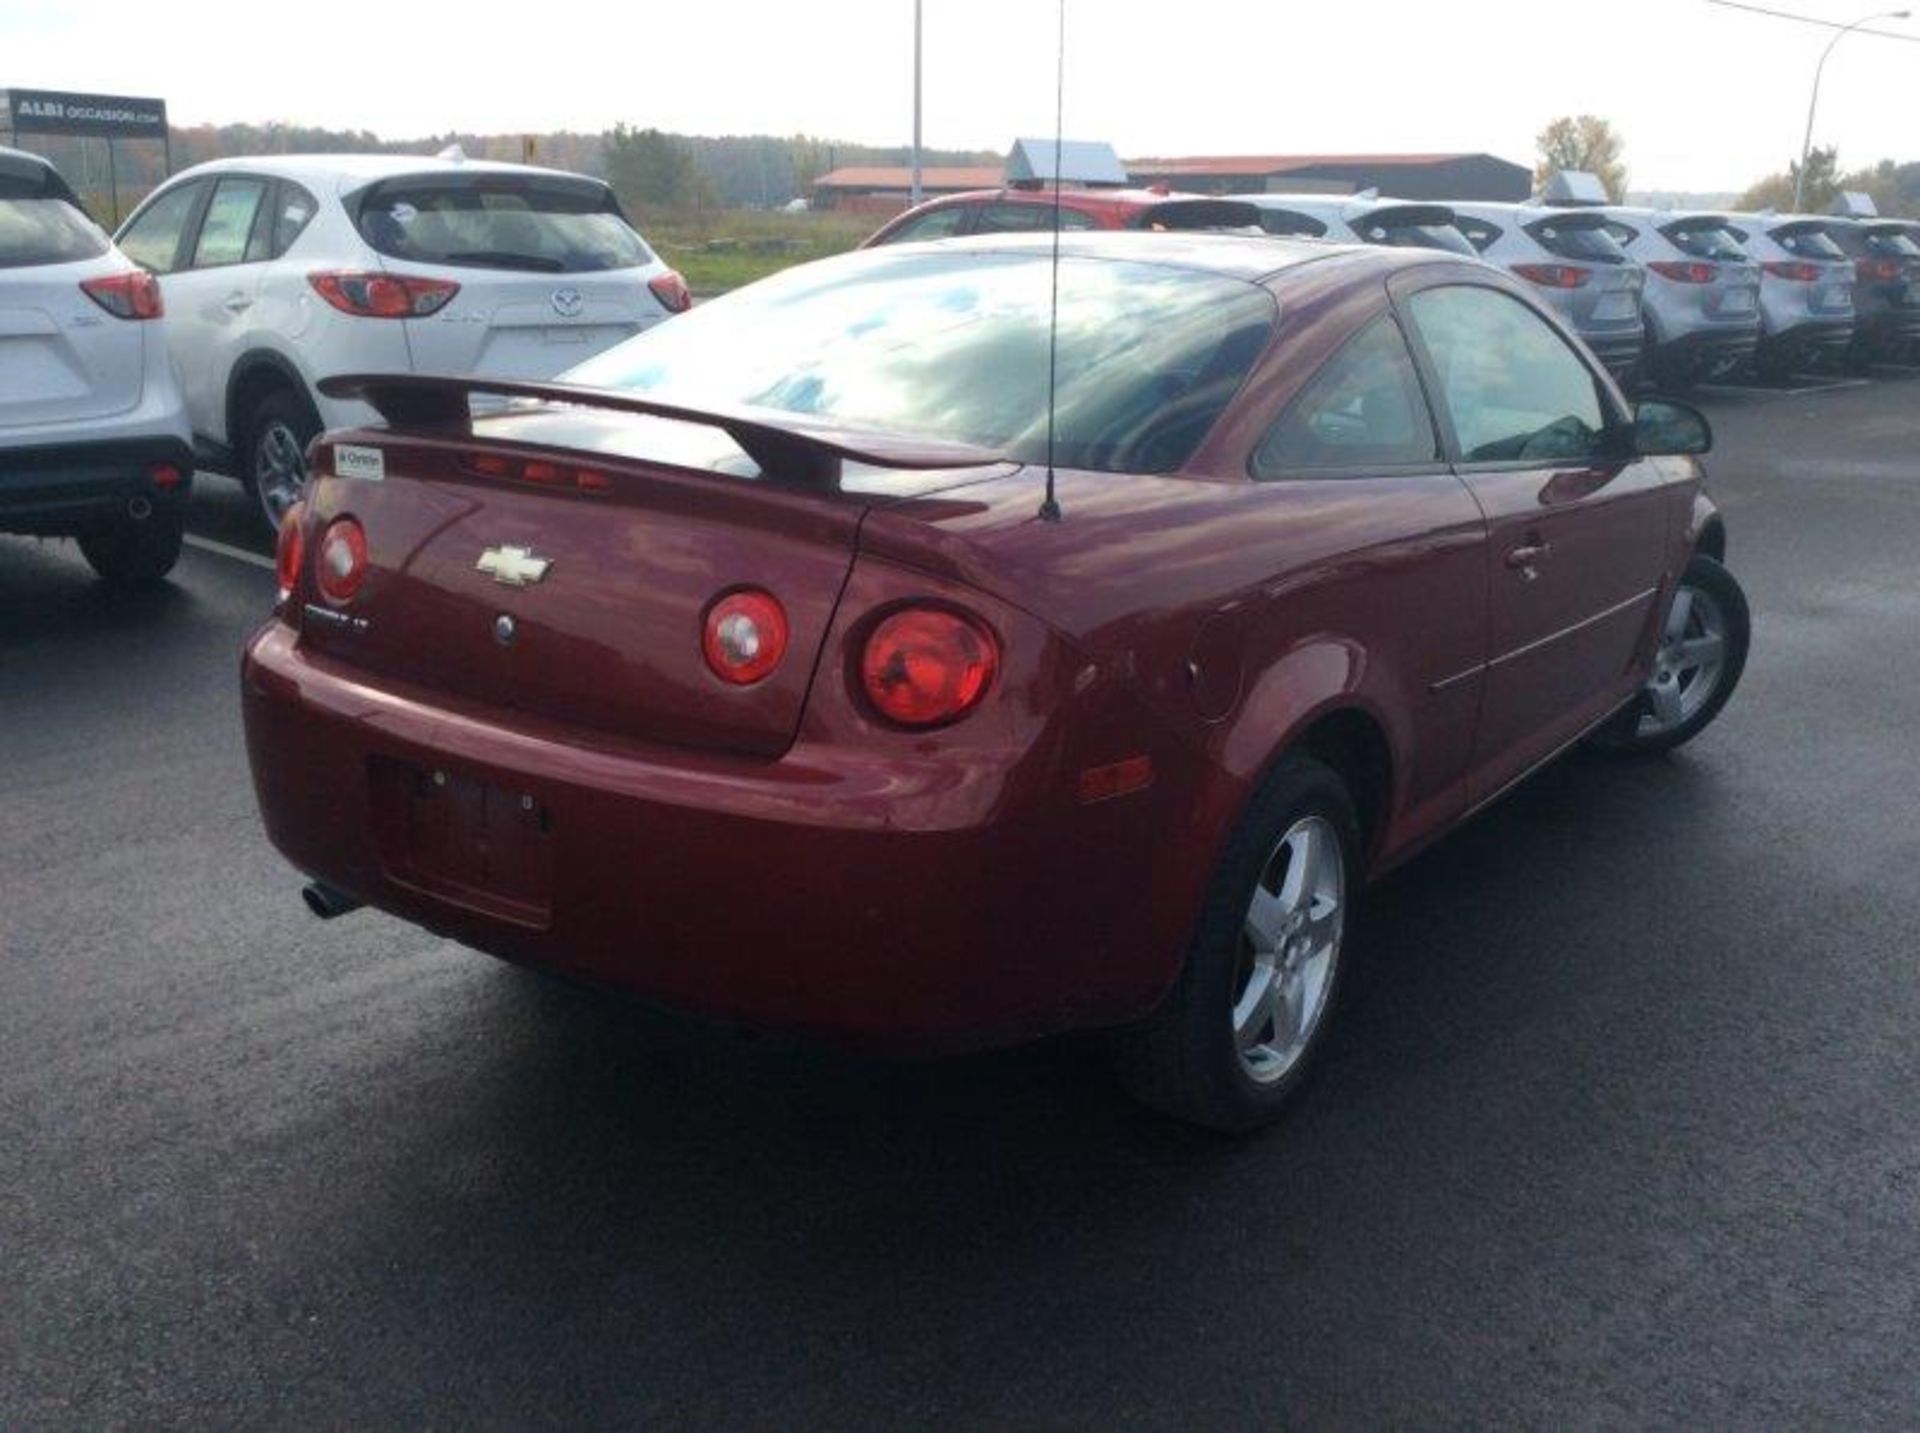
1794 7 1909 210
910 0 923 208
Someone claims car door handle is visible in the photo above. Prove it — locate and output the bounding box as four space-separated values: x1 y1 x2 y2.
222 293 253 312
1505 542 1552 569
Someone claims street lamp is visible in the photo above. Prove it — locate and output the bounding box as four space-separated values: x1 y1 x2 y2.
910 0 923 208
1794 8 1910 211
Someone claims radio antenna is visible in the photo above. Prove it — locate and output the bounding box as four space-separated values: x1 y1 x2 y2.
1038 0 1066 523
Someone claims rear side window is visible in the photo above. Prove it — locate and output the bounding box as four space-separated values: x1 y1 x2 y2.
1407 285 1611 465
272 183 319 255
1774 225 1844 261
117 181 203 274
193 178 268 268
355 175 653 273
878 205 971 243
0 198 109 268
1254 317 1439 477
973 202 1095 234
1525 218 1630 264
1662 222 1747 261
1356 218 1478 257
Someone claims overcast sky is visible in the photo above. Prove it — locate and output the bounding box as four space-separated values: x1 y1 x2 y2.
4 0 1916 191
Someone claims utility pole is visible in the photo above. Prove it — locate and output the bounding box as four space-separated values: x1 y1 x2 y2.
910 0 923 207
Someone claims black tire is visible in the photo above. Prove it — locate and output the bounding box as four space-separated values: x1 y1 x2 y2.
243 387 321 534
1592 553 1750 755
78 504 184 585
1115 754 1360 1132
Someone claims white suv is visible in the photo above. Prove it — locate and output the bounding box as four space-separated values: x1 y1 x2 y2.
114 153 689 529
1 146 194 583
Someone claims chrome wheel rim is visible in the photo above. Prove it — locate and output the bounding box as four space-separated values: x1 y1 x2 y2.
1639 581 1729 737
254 420 308 528
1233 815 1345 1086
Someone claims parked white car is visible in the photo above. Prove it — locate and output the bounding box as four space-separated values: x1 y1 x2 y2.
1231 193 1480 257
114 153 690 529
1 146 194 582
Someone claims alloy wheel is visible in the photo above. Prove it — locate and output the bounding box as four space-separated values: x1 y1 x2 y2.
1232 815 1345 1085
1638 581 1729 737
253 420 308 529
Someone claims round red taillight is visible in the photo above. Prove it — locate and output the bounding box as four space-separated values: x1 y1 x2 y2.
859 607 999 727
275 501 306 601
314 516 368 604
702 589 789 685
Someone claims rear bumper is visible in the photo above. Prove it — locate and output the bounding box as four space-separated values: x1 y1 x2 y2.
1649 326 1760 375
1757 319 1854 367
0 435 194 534
241 621 1203 1051
1582 330 1645 379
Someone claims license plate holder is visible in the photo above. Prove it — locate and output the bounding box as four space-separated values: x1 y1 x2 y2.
1593 293 1637 322
371 759 554 926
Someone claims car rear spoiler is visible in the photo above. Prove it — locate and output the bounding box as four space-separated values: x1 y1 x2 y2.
318 374 1007 487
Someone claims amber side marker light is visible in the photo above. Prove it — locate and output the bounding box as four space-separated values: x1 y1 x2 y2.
1078 755 1154 804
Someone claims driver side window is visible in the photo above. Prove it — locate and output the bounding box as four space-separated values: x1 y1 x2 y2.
1406 285 1611 465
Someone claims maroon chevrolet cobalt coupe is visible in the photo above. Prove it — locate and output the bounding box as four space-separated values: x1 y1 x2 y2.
244 232 1749 1130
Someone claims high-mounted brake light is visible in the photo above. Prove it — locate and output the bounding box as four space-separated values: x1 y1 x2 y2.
702 589 789 685
1511 263 1593 290
1649 260 1716 285
460 452 616 494
859 607 999 728
1763 261 1823 283
649 269 693 314
80 270 164 320
309 271 460 318
314 516 368 604
276 502 307 603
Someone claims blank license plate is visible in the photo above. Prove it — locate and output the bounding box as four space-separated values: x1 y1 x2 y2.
1720 289 1756 313
1593 293 1638 321
371 759 554 925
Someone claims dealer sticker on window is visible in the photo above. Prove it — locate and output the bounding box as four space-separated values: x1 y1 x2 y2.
334 444 386 482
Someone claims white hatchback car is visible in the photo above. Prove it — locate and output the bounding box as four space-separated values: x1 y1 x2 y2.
1 146 194 583
114 154 690 528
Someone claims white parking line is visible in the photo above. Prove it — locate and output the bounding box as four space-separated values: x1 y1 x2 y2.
184 533 275 571
1697 377 1870 398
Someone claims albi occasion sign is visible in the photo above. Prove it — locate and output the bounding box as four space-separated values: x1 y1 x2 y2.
3 89 169 140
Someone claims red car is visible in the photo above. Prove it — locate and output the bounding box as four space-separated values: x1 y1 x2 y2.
244 233 1749 1130
859 185 1253 246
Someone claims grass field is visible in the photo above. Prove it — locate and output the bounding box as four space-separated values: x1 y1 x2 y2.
638 208 877 293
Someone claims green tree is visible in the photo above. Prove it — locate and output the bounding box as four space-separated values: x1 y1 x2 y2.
604 124 700 210
1738 146 1840 213
1535 115 1629 202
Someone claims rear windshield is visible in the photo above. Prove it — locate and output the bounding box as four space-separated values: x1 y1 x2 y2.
566 249 1277 475
1455 216 1502 253
1525 217 1630 264
1354 215 1478 256
354 174 654 273
1774 225 1844 261
1662 221 1748 261
1865 229 1920 258
0 198 110 268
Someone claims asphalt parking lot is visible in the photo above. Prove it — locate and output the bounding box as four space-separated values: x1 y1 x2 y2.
5 371 1919 1425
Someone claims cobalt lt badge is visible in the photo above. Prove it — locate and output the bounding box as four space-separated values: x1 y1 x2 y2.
476 545 552 588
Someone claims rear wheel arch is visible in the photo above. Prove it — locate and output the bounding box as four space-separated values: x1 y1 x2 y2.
226 352 317 452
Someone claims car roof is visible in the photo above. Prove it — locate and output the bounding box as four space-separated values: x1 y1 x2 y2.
165 152 608 194
1595 206 1735 225
906 185 1199 211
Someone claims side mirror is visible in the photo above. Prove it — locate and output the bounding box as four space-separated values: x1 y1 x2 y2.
1634 400 1712 457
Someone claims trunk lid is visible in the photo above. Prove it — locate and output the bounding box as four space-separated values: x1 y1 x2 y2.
296 383 1011 759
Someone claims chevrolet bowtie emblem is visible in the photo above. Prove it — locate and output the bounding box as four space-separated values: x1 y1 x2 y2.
476 545 553 588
